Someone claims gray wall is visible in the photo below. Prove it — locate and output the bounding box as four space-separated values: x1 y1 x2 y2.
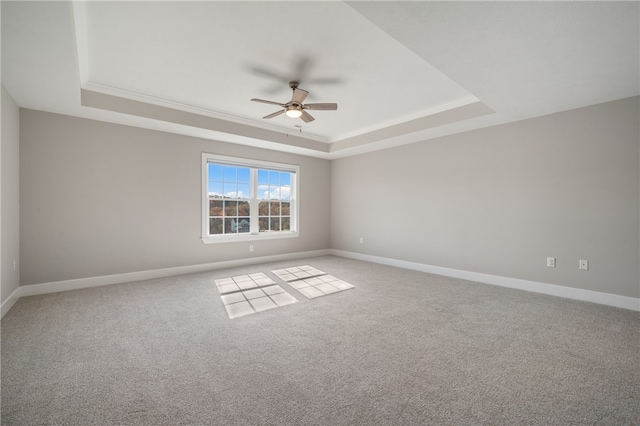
1 86 21 303
20 110 331 285
15 97 640 300
331 97 639 299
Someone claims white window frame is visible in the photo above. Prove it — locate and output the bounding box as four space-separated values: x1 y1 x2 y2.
201 153 300 244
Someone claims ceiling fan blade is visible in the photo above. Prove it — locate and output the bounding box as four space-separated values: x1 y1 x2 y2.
305 103 338 110
248 65 289 83
306 77 342 85
251 98 285 106
291 88 309 104
263 110 285 119
300 110 315 123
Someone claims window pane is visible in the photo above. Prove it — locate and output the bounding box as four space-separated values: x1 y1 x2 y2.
224 218 235 234
210 218 223 235
204 156 297 239
209 164 223 181
237 167 250 183
223 182 237 198
237 201 250 216
208 181 223 197
258 201 269 216
237 217 250 233
223 166 237 182
209 200 223 216
257 185 269 200
270 201 280 215
281 184 291 201
258 169 269 185
269 170 280 186
224 200 237 216
269 185 280 200
237 183 250 200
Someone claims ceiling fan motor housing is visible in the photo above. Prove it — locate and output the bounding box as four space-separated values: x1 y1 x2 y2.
250 81 337 122
285 105 303 118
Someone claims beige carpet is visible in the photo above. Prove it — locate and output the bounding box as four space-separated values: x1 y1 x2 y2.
2 255 638 425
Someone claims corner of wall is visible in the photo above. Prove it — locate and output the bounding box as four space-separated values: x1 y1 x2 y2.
1 85 21 310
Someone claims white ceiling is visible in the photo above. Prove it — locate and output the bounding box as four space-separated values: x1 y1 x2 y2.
2 1 638 159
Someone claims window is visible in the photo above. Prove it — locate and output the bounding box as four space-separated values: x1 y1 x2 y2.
202 153 299 243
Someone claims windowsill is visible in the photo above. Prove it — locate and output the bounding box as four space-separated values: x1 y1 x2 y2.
201 231 299 244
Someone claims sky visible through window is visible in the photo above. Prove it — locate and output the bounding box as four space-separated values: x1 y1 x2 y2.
207 164 291 201
205 159 296 237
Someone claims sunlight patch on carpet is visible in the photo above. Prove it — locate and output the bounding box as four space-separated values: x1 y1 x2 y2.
273 266 356 299
216 266 355 318
288 275 355 299
271 265 325 282
215 272 276 294
218 284 298 319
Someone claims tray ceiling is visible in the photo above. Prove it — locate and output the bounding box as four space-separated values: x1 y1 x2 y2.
2 1 638 159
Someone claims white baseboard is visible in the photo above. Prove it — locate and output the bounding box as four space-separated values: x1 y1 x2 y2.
330 249 640 312
1 287 21 318
4 248 637 319
1 249 331 319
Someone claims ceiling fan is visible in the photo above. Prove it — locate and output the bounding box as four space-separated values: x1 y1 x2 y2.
250 81 337 123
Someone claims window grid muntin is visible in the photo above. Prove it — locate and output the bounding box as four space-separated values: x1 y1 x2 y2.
203 154 298 241
258 169 292 233
208 164 251 235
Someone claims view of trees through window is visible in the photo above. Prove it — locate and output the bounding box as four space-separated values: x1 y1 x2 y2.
208 164 250 235
207 164 292 235
257 169 291 232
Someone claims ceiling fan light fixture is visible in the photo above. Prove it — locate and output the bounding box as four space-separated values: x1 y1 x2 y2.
285 107 302 118
251 82 337 123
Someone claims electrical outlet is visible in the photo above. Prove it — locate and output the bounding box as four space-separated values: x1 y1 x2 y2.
13 260 17 271
579 259 589 270
249 245 254 252
547 257 556 267
359 237 364 244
